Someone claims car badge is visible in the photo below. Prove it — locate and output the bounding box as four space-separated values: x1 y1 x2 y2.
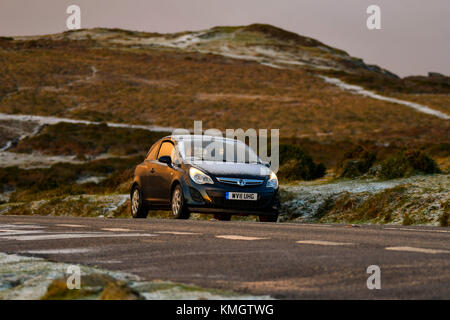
238 179 246 186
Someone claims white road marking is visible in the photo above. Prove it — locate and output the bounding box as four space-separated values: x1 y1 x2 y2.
1 233 156 241
156 231 200 235
216 235 269 241
101 228 131 232
0 229 44 236
296 240 354 246
55 224 87 228
22 248 92 254
276 223 334 228
385 246 450 254
384 227 450 234
100 260 122 264
0 224 44 229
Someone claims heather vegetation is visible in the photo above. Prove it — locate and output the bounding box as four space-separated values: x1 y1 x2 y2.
0 25 448 225
0 27 448 145
378 150 441 179
0 156 139 203
1 123 327 202
339 145 376 178
337 145 441 179
277 144 326 181
13 123 167 157
0 119 447 224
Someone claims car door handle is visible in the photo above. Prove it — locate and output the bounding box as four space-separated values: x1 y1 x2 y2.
150 168 155 173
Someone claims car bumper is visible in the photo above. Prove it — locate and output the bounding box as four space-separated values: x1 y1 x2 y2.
186 206 278 216
183 180 280 215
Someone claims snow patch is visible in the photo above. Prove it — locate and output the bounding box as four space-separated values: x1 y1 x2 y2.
0 151 83 169
320 76 450 120
75 176 106 184
0 113 176 132
260 62 284 69
0 141 12 152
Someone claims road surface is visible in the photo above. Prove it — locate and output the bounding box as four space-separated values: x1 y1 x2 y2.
0 215 449 299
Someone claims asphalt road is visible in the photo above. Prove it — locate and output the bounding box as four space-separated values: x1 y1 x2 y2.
0 215 449 299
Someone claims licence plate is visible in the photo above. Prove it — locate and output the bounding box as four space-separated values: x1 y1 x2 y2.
226 192 258 201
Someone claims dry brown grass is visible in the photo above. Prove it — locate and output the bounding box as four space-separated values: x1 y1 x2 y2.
0 37 448 146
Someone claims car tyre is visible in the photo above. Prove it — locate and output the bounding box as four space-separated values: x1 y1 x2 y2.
259 213 278 222
131 186 148 219
171 185 190 219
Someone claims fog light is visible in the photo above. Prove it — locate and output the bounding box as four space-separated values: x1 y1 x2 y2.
189 187 204 202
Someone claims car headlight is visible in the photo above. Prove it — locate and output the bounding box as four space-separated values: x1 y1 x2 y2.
266 171 278 189
189 167 214 184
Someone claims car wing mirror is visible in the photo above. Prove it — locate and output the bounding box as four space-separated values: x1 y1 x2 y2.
158 155 172 165
263 161 271 168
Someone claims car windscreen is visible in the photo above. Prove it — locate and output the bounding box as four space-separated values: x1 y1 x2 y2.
178 139 260 164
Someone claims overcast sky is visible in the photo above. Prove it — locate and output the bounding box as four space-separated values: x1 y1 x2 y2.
1 0 449 77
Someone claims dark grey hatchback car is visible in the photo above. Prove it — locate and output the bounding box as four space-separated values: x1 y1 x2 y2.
131 135 280 222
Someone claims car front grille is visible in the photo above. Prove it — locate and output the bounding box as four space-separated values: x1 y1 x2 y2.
216 177 264 187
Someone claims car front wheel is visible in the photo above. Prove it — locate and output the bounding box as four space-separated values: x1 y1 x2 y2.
171 185 190 219
131 186 148 218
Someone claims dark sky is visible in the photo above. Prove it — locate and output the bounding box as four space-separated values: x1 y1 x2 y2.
1 0 449 77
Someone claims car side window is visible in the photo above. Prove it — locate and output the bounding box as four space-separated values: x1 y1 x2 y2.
158 141 174 159
146 143 159 160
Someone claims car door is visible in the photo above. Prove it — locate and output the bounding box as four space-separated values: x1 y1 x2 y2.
152 140 176 204
141 142 160 202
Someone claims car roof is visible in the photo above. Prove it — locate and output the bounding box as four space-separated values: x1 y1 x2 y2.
163 135 239 143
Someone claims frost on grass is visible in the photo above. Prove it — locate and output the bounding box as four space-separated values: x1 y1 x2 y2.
281 174 449 226
0 253 135 300
0 253 272 300
0 151 85 169
0 194 130 218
